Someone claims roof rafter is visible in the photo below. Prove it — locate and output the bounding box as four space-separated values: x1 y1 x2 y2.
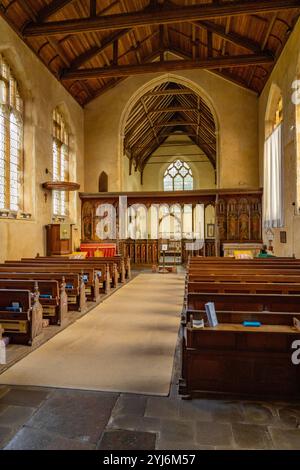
36 0 76 23
22 1 300 37
61 53 273 80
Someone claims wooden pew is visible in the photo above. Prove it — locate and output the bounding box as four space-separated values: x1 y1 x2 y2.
187 292 300 318
187 282 300 295
33 255 131 281
0 270 85 312
24 256 125 287
0 279 66 325
4 261 103 298
180 256 300 399
188 274 300 284
179 320 300 399
20 258 114 291
0 289 43 345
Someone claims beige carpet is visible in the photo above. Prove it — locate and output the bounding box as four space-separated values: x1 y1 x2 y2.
0 273 184 396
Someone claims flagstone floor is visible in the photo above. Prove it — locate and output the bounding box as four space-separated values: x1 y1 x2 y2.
1 334 300 450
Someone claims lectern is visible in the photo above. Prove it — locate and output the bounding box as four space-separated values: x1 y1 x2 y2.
45 224 73 256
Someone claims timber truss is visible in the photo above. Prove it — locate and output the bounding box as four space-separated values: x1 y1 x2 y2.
0 0 300 105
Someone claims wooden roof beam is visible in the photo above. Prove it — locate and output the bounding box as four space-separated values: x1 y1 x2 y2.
149 106 198 114
65 29 131 73
36 0 76 23
17 0 38 22
192 20 265 54
23 1 300 37
168 45 258 93
144 88 194 97
61 54 273 80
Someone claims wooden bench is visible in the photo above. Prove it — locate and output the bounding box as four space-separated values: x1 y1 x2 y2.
34 255 131 281
4 261 104 298
187 281 300 295
0 289 43 345
0 279 66 325
187 292 300 319
180 256 300 399
0 270 85 312
21 258 114 292
179 321 300 400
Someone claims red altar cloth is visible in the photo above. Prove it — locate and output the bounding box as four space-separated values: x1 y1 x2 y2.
80 243 117 258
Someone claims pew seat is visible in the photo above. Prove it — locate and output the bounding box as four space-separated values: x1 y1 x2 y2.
0 289 43 345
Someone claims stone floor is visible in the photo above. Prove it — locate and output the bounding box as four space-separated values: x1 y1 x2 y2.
1 267 300 450
1 335 300 450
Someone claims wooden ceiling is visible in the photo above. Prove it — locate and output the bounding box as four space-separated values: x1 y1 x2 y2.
1 0 300 107
124 81 216 174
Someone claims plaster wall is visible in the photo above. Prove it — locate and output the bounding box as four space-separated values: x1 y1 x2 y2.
0 17 84 262
258 18 300 257
140 135 215 191
84 70 259 193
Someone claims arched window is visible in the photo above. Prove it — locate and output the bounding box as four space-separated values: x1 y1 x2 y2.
52 108 69 216
263 88 284 229
273 96 283 131
163 159 193 191
295 78 300 213
0 54 23 212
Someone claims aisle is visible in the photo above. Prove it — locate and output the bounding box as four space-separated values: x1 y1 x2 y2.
0 273 185 396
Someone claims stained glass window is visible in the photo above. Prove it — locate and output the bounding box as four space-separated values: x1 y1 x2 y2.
52 108 69 216
0 54 23 211
163 160 193 191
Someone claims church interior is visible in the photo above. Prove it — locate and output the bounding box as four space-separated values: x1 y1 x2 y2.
0 0 300 452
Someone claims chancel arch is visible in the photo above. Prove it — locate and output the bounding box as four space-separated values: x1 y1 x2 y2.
120 77 218 192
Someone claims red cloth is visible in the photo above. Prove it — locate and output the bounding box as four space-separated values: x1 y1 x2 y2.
80 243 116 258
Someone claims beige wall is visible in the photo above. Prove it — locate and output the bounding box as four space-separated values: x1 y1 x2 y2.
0 17 84 262
85 71 259 193
259 18 300 257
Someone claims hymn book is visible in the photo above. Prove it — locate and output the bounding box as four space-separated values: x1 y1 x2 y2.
205 302 218 327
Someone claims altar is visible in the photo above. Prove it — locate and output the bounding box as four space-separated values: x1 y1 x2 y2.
80 242 117 257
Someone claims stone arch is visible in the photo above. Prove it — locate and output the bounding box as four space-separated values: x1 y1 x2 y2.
118 74 220 190
265 83 282 138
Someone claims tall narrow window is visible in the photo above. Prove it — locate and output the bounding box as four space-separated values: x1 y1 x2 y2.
52 108 69 216
163 160 193 191
0 54 23 211
295 79 300 213
263 94 284 228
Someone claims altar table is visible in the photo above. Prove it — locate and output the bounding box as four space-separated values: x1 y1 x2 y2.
80 243 117 258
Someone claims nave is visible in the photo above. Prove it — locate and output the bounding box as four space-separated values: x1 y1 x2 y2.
0 262 300 450
0 268 299 450
0 272 184 395
1 0 300 455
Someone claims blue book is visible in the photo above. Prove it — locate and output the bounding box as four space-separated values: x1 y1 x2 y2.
4 306 22 312
243 321 261 327
39 294 52 299
205 302 218 327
